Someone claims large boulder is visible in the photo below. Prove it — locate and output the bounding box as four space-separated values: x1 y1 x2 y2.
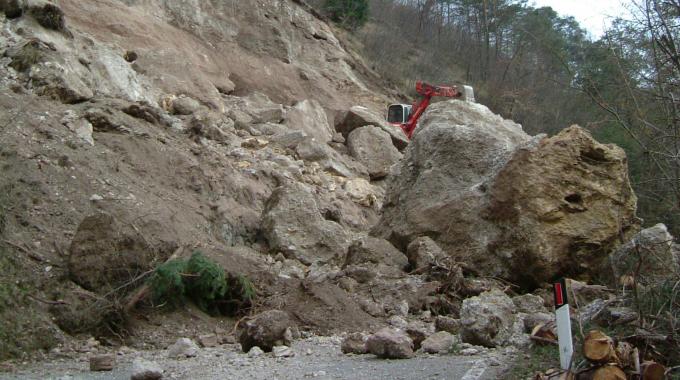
335 106 409 150
347 126 402 179
406 236 447 270
374 101 638 287
239 310 294 352
609 224 679 285
460 289 517 348
284 99 334 144
262 182 352 265
68 213 177 293
344 236 408 279
366 328 414 359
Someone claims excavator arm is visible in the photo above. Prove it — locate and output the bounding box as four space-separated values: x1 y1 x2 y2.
400 81 463 139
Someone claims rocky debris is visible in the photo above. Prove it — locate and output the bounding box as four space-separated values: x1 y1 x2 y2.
407 237 447 270
30 61 94 104
68 213 176 293
187 111 235 143
341 332 368 354
271 130 307 149
421 331 456 354
242 138 269 149
130 358 163 380
66 118 94 145
284 99 334 143
375 101 638 286
239 310 295 353
262 182 351 265
435 316 461 334
334 106 409 150
460 289 517 348
243 93 285 124
405 323 430 350
609 224 679 285
343 178 384 209
170 95 201 115
347 126 402 179
366 328 415 359
167 338 199 358
523 313 554 333
512 294 547 314
344 236 408 278
89 354 115 371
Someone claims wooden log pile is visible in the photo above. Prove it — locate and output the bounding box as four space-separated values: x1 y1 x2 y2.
534 330 667 380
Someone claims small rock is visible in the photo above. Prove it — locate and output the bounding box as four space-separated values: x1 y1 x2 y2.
421 331 456 354
167 338 199 358
89 354 114 372
366 328 414 359
272 345 294 358
247 346 264 358
198 334 219 348
130 358 163 380
341 333 367 354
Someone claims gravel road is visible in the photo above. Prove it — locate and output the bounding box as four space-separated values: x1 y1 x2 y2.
2 336 518 380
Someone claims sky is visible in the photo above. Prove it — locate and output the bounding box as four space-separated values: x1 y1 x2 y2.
530 0 628 38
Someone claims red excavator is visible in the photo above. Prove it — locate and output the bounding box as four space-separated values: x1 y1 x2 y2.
387 81 474 139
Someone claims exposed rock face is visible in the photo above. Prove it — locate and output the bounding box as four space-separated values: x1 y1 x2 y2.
366 328 414 359
374 101 638 287
284 99 334 144
262 182 352 265
347 126 402 179
239 310 294 353
335 106 409 150
460 289 517 348
609 224 679 285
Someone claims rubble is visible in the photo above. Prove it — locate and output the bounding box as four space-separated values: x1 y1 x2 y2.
239 310 295 353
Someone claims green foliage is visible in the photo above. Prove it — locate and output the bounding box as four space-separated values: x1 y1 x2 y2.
149 258 188 307
148 251 254 315
324 0 368 29
185 252 228 312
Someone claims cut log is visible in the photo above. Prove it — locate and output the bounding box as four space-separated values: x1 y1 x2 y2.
640 361 665 380
592 365 626 380
583 330 617 363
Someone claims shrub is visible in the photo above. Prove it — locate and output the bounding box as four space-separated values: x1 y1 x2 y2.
323 0 368 29
148 251 254 315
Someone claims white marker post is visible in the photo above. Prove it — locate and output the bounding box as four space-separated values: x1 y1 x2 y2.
553 278 573 370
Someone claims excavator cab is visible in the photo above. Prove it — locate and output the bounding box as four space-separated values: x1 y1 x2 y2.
387 104 412 124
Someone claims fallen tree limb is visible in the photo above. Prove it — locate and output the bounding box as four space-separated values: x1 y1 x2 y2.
123 245 185 314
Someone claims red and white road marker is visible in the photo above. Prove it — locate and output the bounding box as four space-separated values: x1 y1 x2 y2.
553 278 573 370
